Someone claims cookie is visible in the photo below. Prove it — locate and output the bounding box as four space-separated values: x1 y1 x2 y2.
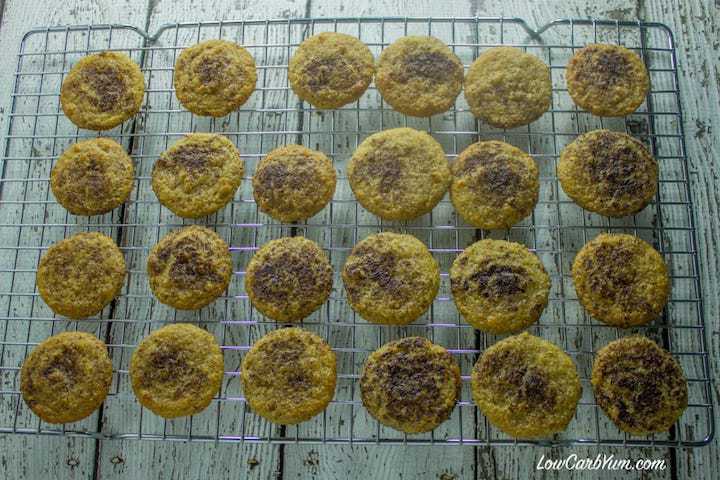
566 43 650 116
450 239 550 333
50 138 134 216
572 233 670 327
348 128 451 220
174 39 256 117
376 36 463 117
130 323 224 419
20 332 112 424
147 226 232 310
245 237 333 322
450 140 539 229
342 232 439 325
253 144 336 222
471 332 582 438
37 232 126 319
360 337 460 433
60 51 145 130
289 32 375 109
152 133 244 219
558 129 658 217
464 46 552 128
241 327 336 424
592 336 688 435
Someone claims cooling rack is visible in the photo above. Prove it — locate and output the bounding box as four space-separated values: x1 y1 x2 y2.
0 17 713 447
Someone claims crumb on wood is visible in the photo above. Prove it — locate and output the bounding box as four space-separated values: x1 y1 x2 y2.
66 457 80 469
439 471 458 480
111 455 125 465
247 457 260 470
304 449 320 474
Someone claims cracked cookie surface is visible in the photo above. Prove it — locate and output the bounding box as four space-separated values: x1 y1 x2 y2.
566 43 649 116
289 32 375 109
450 239 550 333
241 327 336 424
174 39 257 117
60 51 145 130
130 323 224 419
152 133 244 219
147 226 232 310
376 36 463 117
348 128 451 221
342 232 439 325
51 138 134 216
20 331 112 424
245 237 333 322
360 337 460 433
572 233 670 327
592 335 687 435
471 332 582 438
450 140 539 229
37 232 126 319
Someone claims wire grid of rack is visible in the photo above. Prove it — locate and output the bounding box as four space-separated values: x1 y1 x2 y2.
0 17 713 447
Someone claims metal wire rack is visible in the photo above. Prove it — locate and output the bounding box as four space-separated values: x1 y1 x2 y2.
0 17 713 447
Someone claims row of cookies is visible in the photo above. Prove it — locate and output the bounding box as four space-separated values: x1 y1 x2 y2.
59 35 649 132
20 325 688 439
36 227 669 334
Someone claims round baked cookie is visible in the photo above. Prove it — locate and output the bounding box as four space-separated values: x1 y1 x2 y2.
253 145 336 222
37 232 126 319
152 133 244 219
464 47 552 128
51 138 134 215
20 332 112 424
60 51 145 130
360 337 460 433
348 128 451 220
450 140 539 229
342 232 439 325
450 239 550 333
471 332 582 438
245 237 333 322
572 233 670 327
174 39 257 117
241 327 336 424
592 336 688 435
289 32 375 109
130 323 224 419
558 129 657 217
147 226 232 310
566 43 650 117
376 36 463 117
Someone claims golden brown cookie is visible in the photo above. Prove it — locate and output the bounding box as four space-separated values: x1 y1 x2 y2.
471 332 582 438
245 237 333 322
450 239 550 333
20 332 112 424
152 133 244 219
241 327 336 424
174 40 256 117
376 36 463 117
348 128 451 220
592 336 688 435
147 226 232 310
572 233 670 327
342 232 439 325
60 51 145 130
50 138 134 216
360 337 460 433
289 32 375 109
450 140 539 229
558 129 658 217
464 46 552 128
566 44 650 116
130 323 224 419
253 145 336 222
37 232 126 319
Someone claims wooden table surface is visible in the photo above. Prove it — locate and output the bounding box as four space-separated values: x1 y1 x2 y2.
0 0 717 478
